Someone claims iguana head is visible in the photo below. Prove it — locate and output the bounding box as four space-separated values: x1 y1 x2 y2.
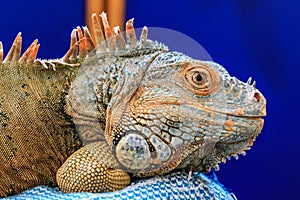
68 13 266 176
105 50 266 175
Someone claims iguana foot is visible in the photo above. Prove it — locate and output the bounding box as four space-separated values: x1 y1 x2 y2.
56 141 130 193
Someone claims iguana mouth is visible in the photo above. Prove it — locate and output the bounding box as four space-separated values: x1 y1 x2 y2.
147 101 266 119
229 114 265 120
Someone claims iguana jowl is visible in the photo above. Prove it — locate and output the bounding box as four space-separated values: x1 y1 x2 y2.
0 12 266 196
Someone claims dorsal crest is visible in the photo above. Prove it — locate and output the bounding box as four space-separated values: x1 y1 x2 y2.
0 12 168 70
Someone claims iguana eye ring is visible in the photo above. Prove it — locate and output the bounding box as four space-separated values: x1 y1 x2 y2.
181 63 220 95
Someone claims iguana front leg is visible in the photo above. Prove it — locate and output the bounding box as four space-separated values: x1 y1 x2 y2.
56 141 130 193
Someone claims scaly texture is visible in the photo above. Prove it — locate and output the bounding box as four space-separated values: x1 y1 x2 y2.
0 63 81 196
56 142 130 193
0 11 266 197
58 12 266 192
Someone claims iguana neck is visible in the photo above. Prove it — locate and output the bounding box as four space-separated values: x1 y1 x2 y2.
65 50 165 145
65 55 126 145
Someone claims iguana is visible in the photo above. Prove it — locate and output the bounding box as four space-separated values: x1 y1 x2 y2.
0 12 266 197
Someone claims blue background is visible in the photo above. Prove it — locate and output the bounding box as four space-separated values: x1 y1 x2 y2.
0 1 299 199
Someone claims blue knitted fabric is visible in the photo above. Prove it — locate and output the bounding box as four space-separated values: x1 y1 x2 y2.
3 172 235 200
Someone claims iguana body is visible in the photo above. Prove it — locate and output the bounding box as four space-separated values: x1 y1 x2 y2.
0 12 266 197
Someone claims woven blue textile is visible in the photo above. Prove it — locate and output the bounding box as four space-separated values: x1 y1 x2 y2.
4 172 235 200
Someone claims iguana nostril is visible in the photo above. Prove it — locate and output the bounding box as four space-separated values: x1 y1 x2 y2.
253 92 261 102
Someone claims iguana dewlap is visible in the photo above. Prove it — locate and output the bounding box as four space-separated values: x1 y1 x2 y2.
0 12 266 196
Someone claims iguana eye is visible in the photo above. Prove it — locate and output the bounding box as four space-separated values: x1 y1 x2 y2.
194 73 203 82
181 63 220 96
190 71 205 85
185 67 211 89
